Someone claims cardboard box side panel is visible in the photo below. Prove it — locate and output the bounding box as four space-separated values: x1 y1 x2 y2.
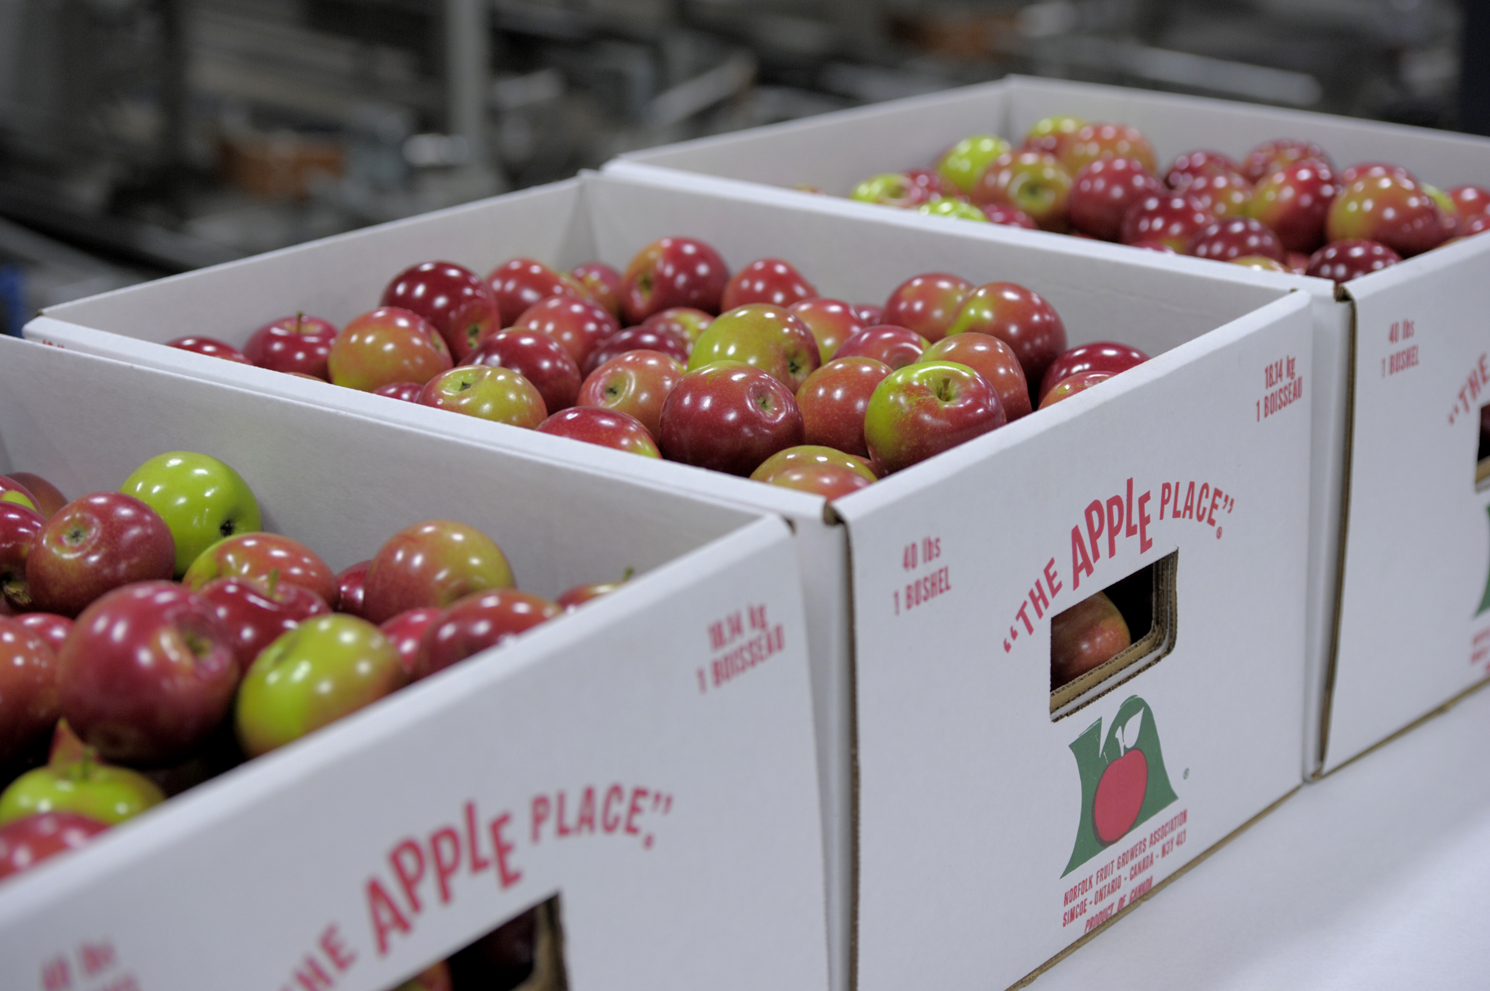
616 81 1008 193
39 179 594 340
0 518 831 991
1325 240 1490 771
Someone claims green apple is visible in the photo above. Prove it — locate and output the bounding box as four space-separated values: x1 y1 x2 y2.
917 198 988 222
121 452 262 577
236 614 409 758
0 722 165 825
935 135 1012 194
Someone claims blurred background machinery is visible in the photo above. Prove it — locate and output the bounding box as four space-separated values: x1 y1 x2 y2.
0 0 1469 331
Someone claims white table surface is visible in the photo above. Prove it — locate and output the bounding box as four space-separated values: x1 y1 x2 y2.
1033 684 1490 990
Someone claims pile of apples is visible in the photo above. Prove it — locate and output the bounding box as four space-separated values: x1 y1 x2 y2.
0 458 615 883
168 238 1150 498
847 117 1489 285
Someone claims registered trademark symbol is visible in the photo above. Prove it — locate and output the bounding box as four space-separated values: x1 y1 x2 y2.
1215 527 1222 539
1183 768 1190 779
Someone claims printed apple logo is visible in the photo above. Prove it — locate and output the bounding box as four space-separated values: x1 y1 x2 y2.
1092 709 1148 844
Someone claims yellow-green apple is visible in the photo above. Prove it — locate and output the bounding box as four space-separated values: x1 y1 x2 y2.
6 473 67 518
0 723 164 825
418 366 548 428
467 328 583 414
1061 123 1156 175
1178 169 1253 218
916 199 988 222
0 502 44 612
1069 157 1163 240
379 607 443 675
973 150 1073 231
576 349 684 438
1240 138 1330 183
643 307 713 345
556 569 632 610
763 464 873 500
486 258 587 327
166 337 252 364
796 356 892 457
510 295 620 370
243 314 338 379
1050 590 1130 688
335 560 372 616
59 581 237 765
688 304 821 390
362 521 515 624
945 282 1068 392
1120 193 1214 251
621 237 730 324
121 452 261 578
1339 162 1415 186
412 589 562 680
0 811 109 881
935 135 1011 194
15 613 70 656
0 618 58 765
235 614 408 757
864 362 1006 474
921 333 1031 421
1231 256 1290 273
1246 160 1338 253
572 261 623 319
382 261 499 362
328 307 453 392
0 477 40 513
721 258 817 311
1039 370 1114 408
1305 239 1402 285
834 325 930 370
199 576 332 673
1023 115 1085 158
27 494 175 616
536 407 660 457
583 325 690 375
750 445 877 483
658 362 804 475
374 381 424 403
183 532 338 606
1187 216 1285 262
790 298 866 363
881 273 973 342
1039 341 1149 403
1164 150 1240 189
1326 174 1451 257
851 172 937 209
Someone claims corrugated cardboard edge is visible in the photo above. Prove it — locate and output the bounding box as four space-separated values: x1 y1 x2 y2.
1007 784 1302 990
825 499 862 991
1313 282 1359 778
1313 671 1490 781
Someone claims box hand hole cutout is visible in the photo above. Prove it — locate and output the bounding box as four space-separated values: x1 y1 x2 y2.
383 895 566 991
1476 402 1490 488
1050 552 1179 719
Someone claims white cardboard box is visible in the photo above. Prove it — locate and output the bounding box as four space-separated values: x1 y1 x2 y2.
611 75 1490 780
23 169 1315 989
0 336 829 991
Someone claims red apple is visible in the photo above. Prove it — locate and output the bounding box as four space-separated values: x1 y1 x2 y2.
556 570 632 610
945 282 1068 392
1305 239 1402 284
920 333 1031 421
413 589 562 679
509 295 620 370
5 474 66 519
486 258 586 328
658 362 804 475
621 237 730 324
720 258 818 311
243 314 338 379
863 362 1005 474
571 261 623 319
0 502 44 613
467 329 583 414
790 298 865 363
59 582 238 765
1068 157 1164 241
0 617 59 765
1339 162 1416 187
1247 160 1339 253
576 350 684 438
328 307 452 391
1050 590 1130 687
27 494 175 617
1022 114 1086 159
1164 150 1239 190
1119 194 1215 251
796 357 893 457
1180 169 1253 218
418 366 548 428
750 445 876 483
15 613 71 656
335 560 371 616
166 337 251 364
1039 342 1149 402
1449 185 1490 218
1187 217 1285 262
688 304 820 390
1326 174 1451 257
379 607 443 676
374 381 424 403
973 151 1073 231
833 325 929 370
1040 370 1114 408
642 307 713 345
881 273 974 343
1061 123 1157 176
0 811 109 881
1130 240 1178 254
1232 256 1290 273
1094 748 1147 843
181 532 338 606
852 303 884 325
362 521 515 625
382 261 499 362
582 325 690 375
982 203 1039 229
1241 139 1330 183
198 576 331 673
906 167 960 200
762 464 873 500
536 407 660 457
